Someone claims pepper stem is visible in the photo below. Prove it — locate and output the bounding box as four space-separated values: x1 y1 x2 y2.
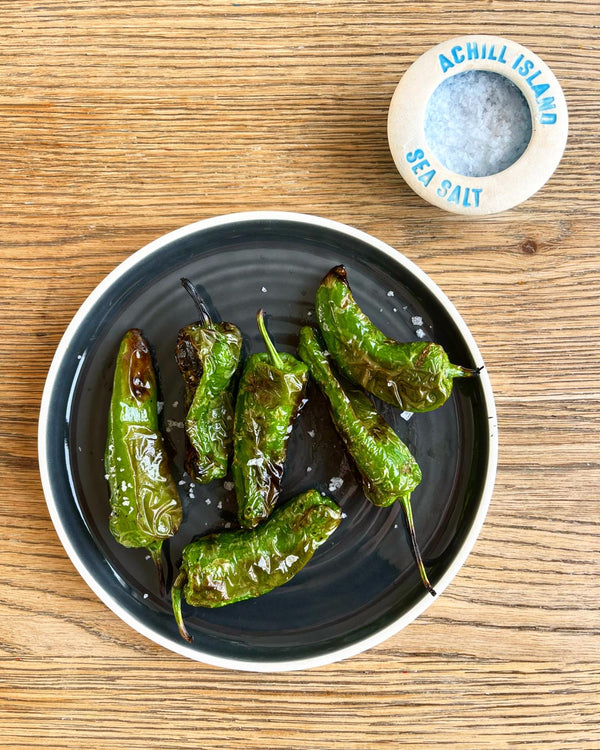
171 570 193 643
181 278 213 327
256 309 283 369
147 542 166 598
398 495 436 597
448 363 483 379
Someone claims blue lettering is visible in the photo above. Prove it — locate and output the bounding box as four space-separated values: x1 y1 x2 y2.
538 96 555 112
497 45 507 64
437 179 452 198
462 187 472 207
526 70 542 85
488 45 498 61
448 185 461 205
418 169 436 187
406 149 425 164
541 113 557 124
532 83 550 100
439 54 454 73
512 53 524 70
466 41 479 60
471 188 482 208
411 158 431 175
519 59 534 77
451 46 464 64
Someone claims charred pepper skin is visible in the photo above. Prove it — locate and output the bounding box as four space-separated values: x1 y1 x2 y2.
171 489 341 641
105 328 183 595
232 310 309 529
175 279 243 484
315 265 477 412
298 326 435 596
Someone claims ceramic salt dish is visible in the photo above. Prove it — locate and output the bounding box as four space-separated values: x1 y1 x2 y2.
388 35 568 215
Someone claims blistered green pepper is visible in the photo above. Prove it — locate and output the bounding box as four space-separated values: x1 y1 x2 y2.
105 328 183 595
171 489 341 641
315 265 477 412
175 279 243 484
298 326 435 596
231 310 309 528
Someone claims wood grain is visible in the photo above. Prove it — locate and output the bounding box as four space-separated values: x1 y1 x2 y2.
1 1 599 748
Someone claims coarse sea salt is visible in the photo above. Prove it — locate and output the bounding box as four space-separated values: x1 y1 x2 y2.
424 70 532 177
328 476 344 492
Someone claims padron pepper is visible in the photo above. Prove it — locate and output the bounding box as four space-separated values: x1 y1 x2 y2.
232 310 309 528
105 328 183 595
175 278 243 484
171 489 341 642
315 265 478 412
298 325 435 596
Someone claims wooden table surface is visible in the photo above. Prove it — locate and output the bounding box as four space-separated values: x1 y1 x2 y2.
1 2 598 748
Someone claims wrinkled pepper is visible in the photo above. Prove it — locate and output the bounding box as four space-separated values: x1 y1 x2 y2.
171 489 341 641
105 328 183 595
315 265 478 412
231 310 309 528
298 326 435 596
175 278 243 484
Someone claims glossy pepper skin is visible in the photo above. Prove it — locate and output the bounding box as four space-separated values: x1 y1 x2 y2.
231 310 309 529
298 326 435 596
175 279 243 484
105 328 183 595
315 265 477 412
171 489 341 641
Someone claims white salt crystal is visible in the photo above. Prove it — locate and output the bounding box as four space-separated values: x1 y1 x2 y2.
387 290 394 297
424 70 532 177
307 429 315 438
328 476 344 492
261 286 268 293
415 328 426 339
400 411 413 421
411 315 423 326
306 466 312 472
223 481 234 491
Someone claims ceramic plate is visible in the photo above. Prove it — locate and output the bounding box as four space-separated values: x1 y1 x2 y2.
38 212 497 671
